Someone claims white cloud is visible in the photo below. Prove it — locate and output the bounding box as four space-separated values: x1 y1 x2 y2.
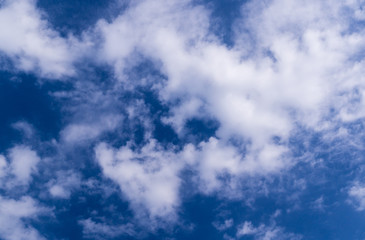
311 196 325 211
0 145 41 190
0 147 46 239
0 0 86 78
237 221 258 236
61 114 123 144
79 218 136 239
348 182 365 211
78 2 365 227
95 0 210 77
213 218 234 231
48 170 81 199
2 0 365 237
7 145 40 186
90 0 296 203
94 136 289 223
90 0 365 200
236 221 302 240
0 196 48 240
95 140 183 221
1 0 362 231
0 154 7 178
12 121 34 138
181 137 288 194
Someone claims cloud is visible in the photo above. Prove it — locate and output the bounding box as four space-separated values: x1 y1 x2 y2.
94 136 288 225
12 121 34 139
0 196 49 240
0 145 48 239
94 135 287 224
47 170 81 199
85 0 365 227
95 140 183 222
95 0 210 77
92 0 365 187
0 0 86 78
180 137 289 195
237 0 365 123
348 182 365 211
2 0 365 237
79 218 137 240
89 0 295 205
213 218 234 231
236 221 302 240
310 196 325 212
6 145 40 187
61 114 123 144
0 154 6 178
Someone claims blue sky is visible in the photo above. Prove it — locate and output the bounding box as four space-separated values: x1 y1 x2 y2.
1 0 365 239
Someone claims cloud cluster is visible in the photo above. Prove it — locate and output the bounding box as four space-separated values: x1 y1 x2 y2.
0 196 48 240
0 145 40 188
89 0 365 221
0 0 87 78
348 182 365 211
2 0 365 237
95 140 183 221
0 145 47 240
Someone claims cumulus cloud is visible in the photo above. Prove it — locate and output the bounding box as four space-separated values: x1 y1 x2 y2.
95 0 210 77
93 0 365 183
0 196 48 240
0 0 86 78
94 136 288 223
85 0 365 226
2 0 365 236
183 137 289 194
6 145 40 187
0 145 47 239
237 0 365 124
348 182 365 211
95 140 183 221
88 0 296 210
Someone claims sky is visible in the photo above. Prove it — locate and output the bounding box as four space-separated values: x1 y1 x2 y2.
1 0 365 239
